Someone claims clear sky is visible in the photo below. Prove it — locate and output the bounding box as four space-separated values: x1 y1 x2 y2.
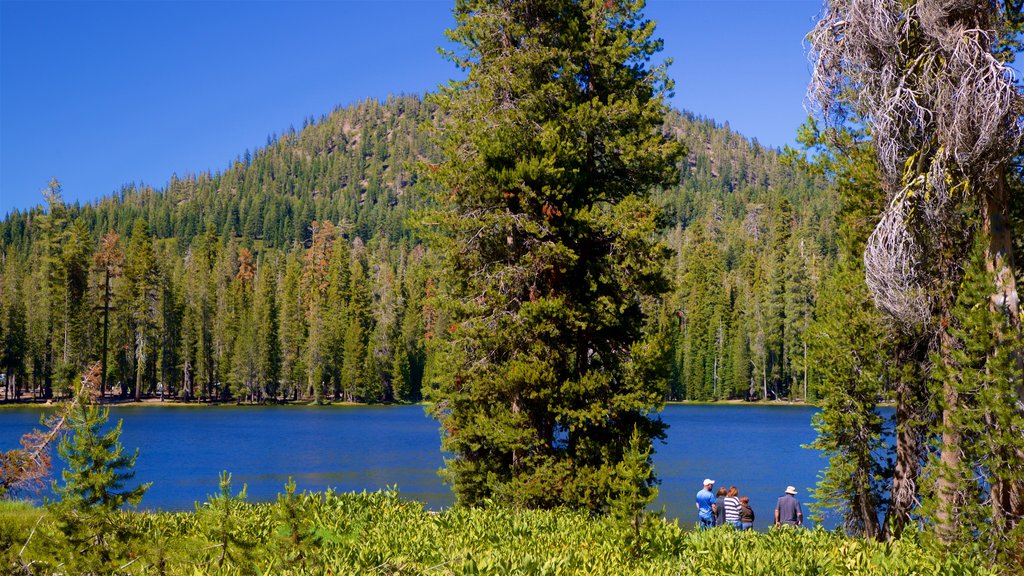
0 0 822 215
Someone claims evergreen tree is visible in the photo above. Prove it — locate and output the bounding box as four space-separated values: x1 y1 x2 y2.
230 248 260 402
55 219 93 394
341 253 372 401
181 228 219 401
609 426 659 546
153 243 184 400
797 122 928 541
926 240 1024 562
199 471 256 569
123 219 160 401
93 231 123 399
256 256 282 400
807 264 886 539
426 0 682 509
0 250 27 400
279 251 306 401
45 365 150 573
36 178 69 399
302 221 335 403
808 0 1024 537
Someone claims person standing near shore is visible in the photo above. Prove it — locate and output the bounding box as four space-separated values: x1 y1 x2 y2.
774 485 803 527
724 486 742 528
713 486 726 527
739 495 755 530
695 479 716 530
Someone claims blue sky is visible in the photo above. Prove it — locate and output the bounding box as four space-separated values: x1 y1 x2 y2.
0 0 822 215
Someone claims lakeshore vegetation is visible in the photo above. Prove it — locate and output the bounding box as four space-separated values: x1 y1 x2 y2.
0 493 994 575
3 0 1024 574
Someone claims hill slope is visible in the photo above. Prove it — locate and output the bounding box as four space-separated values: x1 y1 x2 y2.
0 94 834 403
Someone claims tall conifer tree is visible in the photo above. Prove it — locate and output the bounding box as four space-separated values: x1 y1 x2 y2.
123 219 159 402
427 0 682 509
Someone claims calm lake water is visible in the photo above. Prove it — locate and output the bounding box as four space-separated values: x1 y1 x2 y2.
0 403 833 529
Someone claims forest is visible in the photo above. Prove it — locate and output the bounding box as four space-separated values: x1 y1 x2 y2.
0 96 834 406
3 0 1024 573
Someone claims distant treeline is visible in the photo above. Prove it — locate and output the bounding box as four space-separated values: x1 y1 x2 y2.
0 95 834 403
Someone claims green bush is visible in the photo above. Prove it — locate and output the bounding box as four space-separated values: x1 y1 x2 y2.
8 489 997 575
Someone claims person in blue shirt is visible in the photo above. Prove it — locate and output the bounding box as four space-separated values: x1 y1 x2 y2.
695 478 717 530
774 485 804 527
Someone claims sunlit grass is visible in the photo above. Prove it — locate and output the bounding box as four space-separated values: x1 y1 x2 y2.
2 490 994 575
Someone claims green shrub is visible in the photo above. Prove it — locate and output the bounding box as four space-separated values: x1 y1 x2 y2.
10 489 998 575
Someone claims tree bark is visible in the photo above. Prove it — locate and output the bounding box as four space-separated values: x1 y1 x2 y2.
887 372 922 539
100 268 110 400
936 313 960 543
981 170 1024 528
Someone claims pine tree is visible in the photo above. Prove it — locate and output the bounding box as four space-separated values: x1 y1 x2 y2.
45 366 150 573
808 0 1024 538
55 219 93 395
93 231 123 399
0 249 27 400
256 256 282 400
36 178 69 399
926 239 1024 562
609 427 659 542
302 221 335 403
199 471 256 569
807 264 886 538
123 218 159 401
426 0 682 510
279 251 306 401
341 253 372 401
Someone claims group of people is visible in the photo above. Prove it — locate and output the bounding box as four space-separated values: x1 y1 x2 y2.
694 479 803 530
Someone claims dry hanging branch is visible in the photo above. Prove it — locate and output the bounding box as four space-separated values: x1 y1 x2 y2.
807 0 1022 324
0 362 101 498
863 191 930 324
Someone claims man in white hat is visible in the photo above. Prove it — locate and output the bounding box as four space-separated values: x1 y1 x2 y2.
695 478 716 530
774 485 803 527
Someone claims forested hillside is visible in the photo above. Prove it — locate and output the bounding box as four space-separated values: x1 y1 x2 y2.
0 94 833 404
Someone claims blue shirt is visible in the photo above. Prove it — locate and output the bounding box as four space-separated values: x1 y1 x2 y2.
696 488 715 519
775 494 803 525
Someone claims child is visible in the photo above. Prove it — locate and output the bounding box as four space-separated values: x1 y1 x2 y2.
739 495 755 530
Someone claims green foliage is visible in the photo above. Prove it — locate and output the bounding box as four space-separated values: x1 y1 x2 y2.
0 500 40 570
923 240 1024 566
608 426 659 549
807 265 886 537
8 489 997 575
43 396 150 574
425 0 681 511
197 471 258 571
0 86 831 406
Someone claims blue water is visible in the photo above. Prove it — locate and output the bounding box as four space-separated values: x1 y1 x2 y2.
0 403 832 529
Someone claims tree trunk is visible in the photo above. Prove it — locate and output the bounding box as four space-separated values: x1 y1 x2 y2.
762 357 768 401
135 326 144 403
803 342 808 402
856 462 881 540
981 170 1024 528
100 269 111 400
887 374 922 539
935 314 960 543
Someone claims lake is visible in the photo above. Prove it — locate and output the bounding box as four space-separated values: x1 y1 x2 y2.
0 403 830 529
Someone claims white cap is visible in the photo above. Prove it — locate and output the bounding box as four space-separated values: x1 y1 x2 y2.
703 478 715 486
785 485 798 495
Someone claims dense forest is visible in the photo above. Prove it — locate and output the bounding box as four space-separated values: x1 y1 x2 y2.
0 95 833 405
3 0 1024 574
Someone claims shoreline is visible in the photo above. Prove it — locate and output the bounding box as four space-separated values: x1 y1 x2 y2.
1 397 831 409
0 397 430 409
